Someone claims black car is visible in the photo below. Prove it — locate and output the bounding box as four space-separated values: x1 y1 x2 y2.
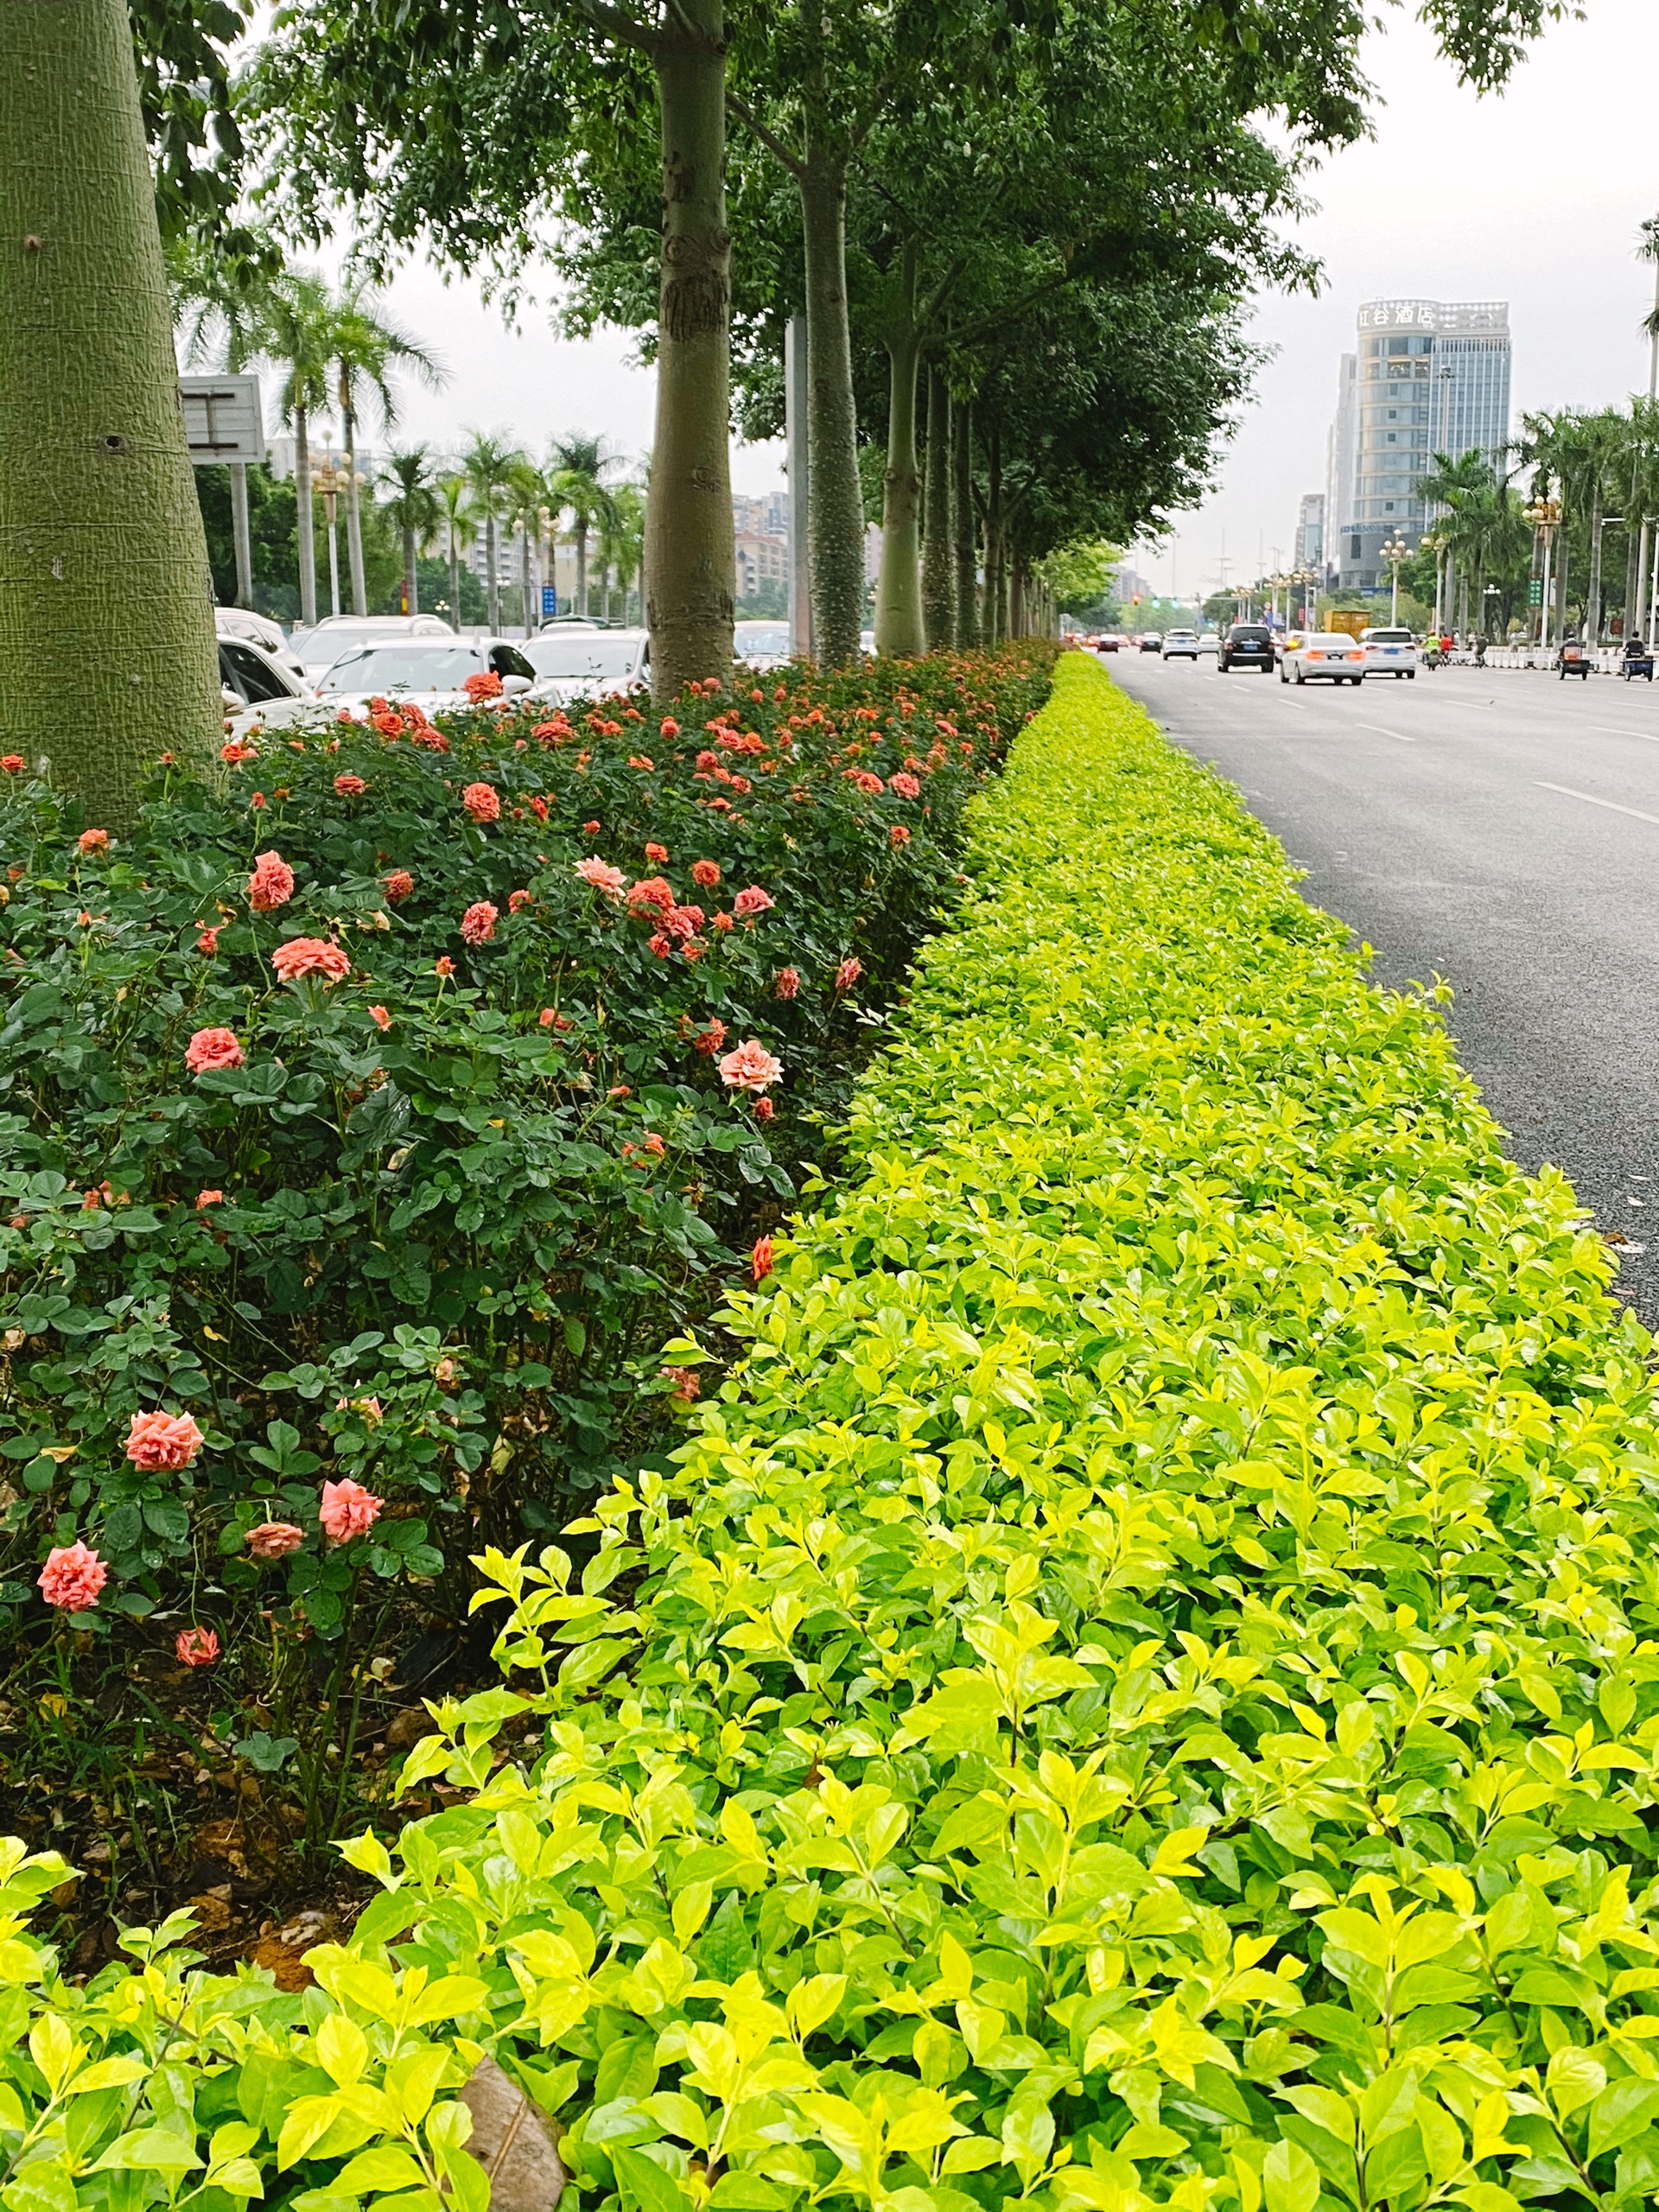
1218 623 1274 673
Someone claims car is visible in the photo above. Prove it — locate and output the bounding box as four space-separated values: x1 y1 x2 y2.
1281 632 1367 685
1218 622 1274 673
215 607 306 684
218 636 321 734
1160 630 1200 660
314 636 541 716
1197 632 1220 655
521 626 651 701
1360 625 1417 678
1138 632 1163 652
290 613 455 682
1096 633 1121 653
732 620 792 670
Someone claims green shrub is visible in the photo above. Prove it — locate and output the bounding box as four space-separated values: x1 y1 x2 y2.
10 650 1659 2212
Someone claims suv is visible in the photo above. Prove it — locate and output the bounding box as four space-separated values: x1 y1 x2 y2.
1160 629 1201 660
1218 623 1274 673
1360 626 1416 678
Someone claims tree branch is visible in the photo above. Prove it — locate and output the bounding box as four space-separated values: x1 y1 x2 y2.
575 0 661 55
847 68 900 153
726 90 806 179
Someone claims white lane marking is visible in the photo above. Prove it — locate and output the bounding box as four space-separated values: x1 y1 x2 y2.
1586 724 1659 742
1359 723 1416 743
1535 780 1659 827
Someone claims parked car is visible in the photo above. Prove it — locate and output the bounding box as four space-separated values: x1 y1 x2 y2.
218 637 320 734
1160 630 1201 661
1281 632 1367 685
733 620 792 670
1360 626 1417 679
314 636 540 716
1137 632 1163 652
290 613 455 682
1218 623 1274 673
521 626 650 701
215 607 305 684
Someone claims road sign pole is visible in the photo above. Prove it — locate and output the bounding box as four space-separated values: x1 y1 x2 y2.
229 464 254 609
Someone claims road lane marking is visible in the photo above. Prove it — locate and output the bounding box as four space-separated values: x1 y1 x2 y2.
1359 723 1416 742
1535 781 1659 827
1586 724 1659 742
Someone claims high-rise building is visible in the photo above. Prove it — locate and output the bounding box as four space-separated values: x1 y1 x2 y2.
1294 493 1325 574
1326 299 1511 592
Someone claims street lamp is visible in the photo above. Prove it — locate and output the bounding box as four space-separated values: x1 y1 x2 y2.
1483 581 1501 642
1522 496 1560 651
1419 531 1448 637
1381 533 1412 626
313 449 364 621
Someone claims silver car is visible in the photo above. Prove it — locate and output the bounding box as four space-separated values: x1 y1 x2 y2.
520 626 651 703
290 613 456 683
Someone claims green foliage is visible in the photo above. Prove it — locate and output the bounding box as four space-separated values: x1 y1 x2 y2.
1039 541 1125 618
0 650 1049 1646
10 648 1659 2211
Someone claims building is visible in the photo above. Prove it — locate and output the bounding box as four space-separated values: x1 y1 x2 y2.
1326 299 1512 593
733 491 789 602
1294 493 1325 575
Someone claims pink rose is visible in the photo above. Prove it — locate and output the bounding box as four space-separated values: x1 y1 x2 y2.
368 1005 391 1032
691 858 721 888
575 857 626 897
271 936 351 984
733 887 774 919
319 1478 383 1543
175 1626 219 1666
185 1027 244 1075
246 1521 305 1560
890 772 921 798
196 1189 225 1209
462 781 501 822
38 1541 106 1612
77 829 110 855
247 850 296 912
752 1235 774 1282
718 1039 783 1093
460 900 499 944
126 1409 205 1471
835 957 862 993
774 967 800 1001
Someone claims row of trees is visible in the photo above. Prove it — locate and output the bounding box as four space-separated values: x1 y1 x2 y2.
0 0 1573 813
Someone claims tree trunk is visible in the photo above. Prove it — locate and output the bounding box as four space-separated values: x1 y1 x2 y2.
296 407 319 627
575 522 588 620
403 522 418 613
0 0 219 817
521 524 534 633
981 417 1005 645
1586 482 1605 645
1010 550 1027 638
874 243 924 658
344 404 367 615
952 396 976 647
799 147 863 669
921 364 955 652
646 0 734 697
486 512 500 631
447 518 461 626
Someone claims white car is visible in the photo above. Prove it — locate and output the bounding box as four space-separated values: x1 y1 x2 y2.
1160 629 1200 660
1360 626 1417 678
314 636 540 717
219 636 321 735
291 613 455 682
520 626 650 702
1281 632 1367 685
1197 632 1220 655
216 608 306 684
733 620 792 670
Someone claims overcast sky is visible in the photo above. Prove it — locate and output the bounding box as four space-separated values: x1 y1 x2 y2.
362 0 1658 575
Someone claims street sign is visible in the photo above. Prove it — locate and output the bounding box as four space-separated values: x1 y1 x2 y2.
180 375 264 465
1529 580 1543 606
541 585 558 617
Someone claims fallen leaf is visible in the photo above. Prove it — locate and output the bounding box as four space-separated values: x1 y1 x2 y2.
460 2056 566 2212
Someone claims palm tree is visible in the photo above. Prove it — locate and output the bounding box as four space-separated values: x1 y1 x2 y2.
504 461 551 634
548 433 621 620
331 289 443 616
599 482 647 622
436 471 469 626
379 448 442 616
460 429 524 632
1415 448 1497 632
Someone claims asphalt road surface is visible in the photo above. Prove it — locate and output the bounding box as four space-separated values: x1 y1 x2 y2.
1106 646 1659 1323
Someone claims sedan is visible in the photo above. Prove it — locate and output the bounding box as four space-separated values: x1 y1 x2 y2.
291 613 456 683
1138 632 1163 652
520 626 651 702
732 620 791 671
1218 624 1274 673
315 637 541 716
1160 630 1201 660
219 637 320 734
1360 626 1417 679
1281 632 1367 685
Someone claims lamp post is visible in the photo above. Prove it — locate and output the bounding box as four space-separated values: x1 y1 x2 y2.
1483 581 1501 641
1381 534 1412 626
313 450 360 622
1419 531 1448 637
1523 497 1560 651
1591 516 1625 646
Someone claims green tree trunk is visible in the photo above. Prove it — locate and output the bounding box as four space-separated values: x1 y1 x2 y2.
485 512 500 630
874 245 924 658
296 405 319 626
447 520 461 626
646 0 734 696
575 522 588 620
921 364 956 652
982 417 1006 644
799 146 864 669
0 0 219 818
1585 481 1605 645
344 405 368 616
403 522 419 613
1010 549 1027 637
952 397 977 647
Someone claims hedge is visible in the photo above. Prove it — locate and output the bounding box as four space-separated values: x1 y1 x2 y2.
9 648 1659 2212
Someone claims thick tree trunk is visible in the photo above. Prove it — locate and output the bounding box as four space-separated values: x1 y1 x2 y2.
0 0 220 815
1585 483 1605 645
952 397 976 647
1010 550 1027 638
874 245 924 658
403 523 418 613
982 417 1006 645
646 0 734 696
921 364 955 652
296 408 318 627
344 406 367 615
799 148 863 668
575 524 588 620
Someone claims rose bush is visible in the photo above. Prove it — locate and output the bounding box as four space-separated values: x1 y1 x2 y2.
0 648 1050 1686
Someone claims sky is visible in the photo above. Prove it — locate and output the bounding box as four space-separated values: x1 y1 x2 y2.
351 0 1657 566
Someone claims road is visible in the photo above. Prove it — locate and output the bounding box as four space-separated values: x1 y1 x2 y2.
1105 647 1659 1321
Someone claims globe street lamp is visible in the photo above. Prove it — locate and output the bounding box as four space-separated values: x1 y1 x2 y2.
1419 531 1448 637
1381 533 1413 626
314 449 364 621
1522 496 1560 651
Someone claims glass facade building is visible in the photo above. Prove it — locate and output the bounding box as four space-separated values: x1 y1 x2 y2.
1327 300 1511 592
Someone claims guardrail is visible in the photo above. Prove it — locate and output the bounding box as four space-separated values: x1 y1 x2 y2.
1446 645 1631 674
